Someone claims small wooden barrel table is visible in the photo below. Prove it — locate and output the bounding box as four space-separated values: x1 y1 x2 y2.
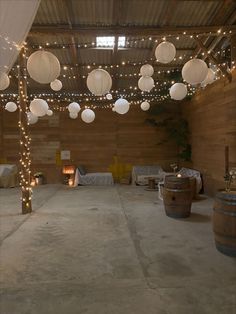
213 191 236 257
163 176 192 218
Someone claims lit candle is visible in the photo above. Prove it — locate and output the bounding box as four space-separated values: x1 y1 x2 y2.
177 173 182 178
225 146 229 174
31 180 36 187
68 178 74 186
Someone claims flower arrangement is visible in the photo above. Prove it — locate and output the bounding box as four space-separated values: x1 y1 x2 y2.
224 168 236 192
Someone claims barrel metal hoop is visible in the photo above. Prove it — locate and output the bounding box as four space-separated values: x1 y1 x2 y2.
213 207 236 217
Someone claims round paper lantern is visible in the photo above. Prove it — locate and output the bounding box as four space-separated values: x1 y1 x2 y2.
138 76 154 92
114 98 130 115
27 50 61 84
0 72 10 90
5 102 17 112
50 79 62 91
106 93 113 100
69 112 78 119
155 42 176 64
29 99 49 117
47 109 53 116
68 102 80 113
201 68 215 86
182 58 208 85
87 69 112 96
140 64 154 77
169 83 188 100
140 101 150 111
81 109 95 123
27 112 38 125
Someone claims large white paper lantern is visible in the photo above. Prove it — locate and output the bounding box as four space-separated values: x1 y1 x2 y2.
68 102 80 113
106 93 113 100
27 50 61 84
138 76 154 92
81 109 95 123
27 112 38 125
47 109 53 116
0 72 10 90
69 112 78 119
5 102 17 112
182 58 208 85
140 64 154 77
201 68 215 86
155 42 176 64
114 98 130 115
140 101 150 111
29 99 49 117
169 83 188 100
87 69 112 96
50 79 62 91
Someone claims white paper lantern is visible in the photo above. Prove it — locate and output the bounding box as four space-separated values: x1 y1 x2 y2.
169 83 188 100
5 102 17 112
69 112 78 119
106 93 113 100
27 50 61 84
50 79 62 91
68 102 80 113
0 72 10 90
140 101 150 111
47 109 53 116
81 109 95 123
182 58 208 85
155 42 176 64
140 64 154 77
138 76 154 92
201 68 215 86
114 98 130 115
27 112 38 125
87 69 112 96
30 99 49 117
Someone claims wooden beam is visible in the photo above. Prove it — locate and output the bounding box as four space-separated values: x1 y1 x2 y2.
29 24 236 37
194 36 232 82
18 47 32 214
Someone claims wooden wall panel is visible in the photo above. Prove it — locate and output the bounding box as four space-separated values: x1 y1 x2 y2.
181 71 236 195
0 104 179 183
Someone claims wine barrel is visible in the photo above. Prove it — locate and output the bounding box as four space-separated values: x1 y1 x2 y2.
163 176 192 218
213 191 236 257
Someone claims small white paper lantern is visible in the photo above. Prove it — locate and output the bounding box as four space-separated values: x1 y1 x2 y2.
69 112 78 119
169 83 188 100
81 109 95 123
27 112 38 125
138 76 154 92
50 79 62 91
201 68 215 86
114 98 130 115
30 99 49 117
140 101 150 111
182 58 208 85
5 102 17 112
155 42 176 64
47 109 53 116
0 72 10 90
27 50 61 84
106 93 113 100
87 69 112 96
68 102 80 113
140 64 154 77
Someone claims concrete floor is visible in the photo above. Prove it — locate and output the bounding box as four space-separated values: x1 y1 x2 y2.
0 185 235 314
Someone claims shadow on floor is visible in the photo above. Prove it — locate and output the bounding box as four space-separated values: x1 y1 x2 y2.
186 212 211 223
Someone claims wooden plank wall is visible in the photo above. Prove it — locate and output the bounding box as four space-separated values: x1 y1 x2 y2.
181 71 236 195
0 104 179 183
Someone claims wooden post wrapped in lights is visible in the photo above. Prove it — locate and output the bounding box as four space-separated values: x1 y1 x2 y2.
18 46 32 214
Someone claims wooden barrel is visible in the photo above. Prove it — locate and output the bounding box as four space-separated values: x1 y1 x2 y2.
163 176 192 218
213 191 236 257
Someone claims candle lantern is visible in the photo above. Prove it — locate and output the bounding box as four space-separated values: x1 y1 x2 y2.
62 165 75 185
